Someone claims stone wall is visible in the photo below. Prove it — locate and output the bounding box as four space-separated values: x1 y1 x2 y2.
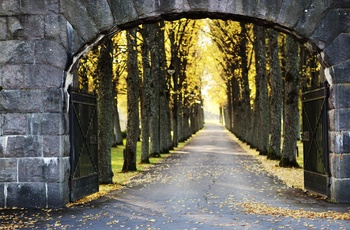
0 0 350 207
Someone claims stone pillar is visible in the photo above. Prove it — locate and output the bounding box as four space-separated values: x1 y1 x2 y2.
328 59 350 203
0 0 70 208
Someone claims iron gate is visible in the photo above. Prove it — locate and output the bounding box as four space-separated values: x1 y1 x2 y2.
302 82 330 197
69 89 99 201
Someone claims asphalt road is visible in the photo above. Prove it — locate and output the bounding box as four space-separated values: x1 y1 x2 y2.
1 122 350 229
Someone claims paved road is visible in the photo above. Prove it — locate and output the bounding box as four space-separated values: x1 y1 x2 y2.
1 122 350 229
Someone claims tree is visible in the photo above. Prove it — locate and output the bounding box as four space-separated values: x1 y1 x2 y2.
280 35 300 168
96 37 114 184
123 28 139 172
253 25 269 155
139 24 153 163
267 29 283 160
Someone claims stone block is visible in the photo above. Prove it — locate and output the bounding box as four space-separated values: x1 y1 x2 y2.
47 182 70 208
0 41 35 64
277 0 308 28
329 60 350 84
330 178 350 203
80 0 114 31
330 153 350 178
311 9 350 50
328 131 350 153
109 0 139 26
35 40 67 69
0 17 7 40
2 113 27 135
42 88 65 113
0 90 42 113
23 15 45 39
327 108 350 133
0 0 20 15
29 113 66 135
323 34 350 66
45 13 67 41
253 0 283 22
24 64 64 89
20 0 48 14
19 158 59 182
47 0 60 13
5 135 42 157
61 0 99 42
43 135 70 157
295 0 332 38
331 0 350 8
1 64 24 89
8 16 23 39
6 183 46 208
0 159 17 182
331 84 350 109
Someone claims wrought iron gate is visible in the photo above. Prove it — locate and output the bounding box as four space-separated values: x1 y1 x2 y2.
302 82 330 197
69 90 99 201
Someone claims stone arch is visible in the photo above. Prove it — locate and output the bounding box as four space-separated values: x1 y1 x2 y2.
0 0 349 208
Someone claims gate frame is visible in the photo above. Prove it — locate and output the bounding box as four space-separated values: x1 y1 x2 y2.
302 82 331 197
69 88 99 202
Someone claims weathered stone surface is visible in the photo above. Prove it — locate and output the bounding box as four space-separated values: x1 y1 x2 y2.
253 0 283 22
29 113 67 135
23 15 45 39
311 9 350 50
1 64 24 89
35 40 67 69
295 0 332 39
329 84 350 109
5 135 42 157
43 135 70 157
0 0 20 16
6 183 46 208
331 0 350 8
109 0 139 26
2 113 27 135
61 0 99 42
24 65 64 88
79 0 114 31
330 153 350 178
277 0 308 29
331 178 350 203
20 0 48 14
45 13 67 41
47 182 70 208
0 41 35 64
42 89 65 113
0 17 7 40
8 16 23 39
330 109 350 131
19 158 58 182
323 33 350 66
330 60 350 84
0 159 17 182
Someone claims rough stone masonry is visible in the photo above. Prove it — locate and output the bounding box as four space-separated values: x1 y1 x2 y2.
0 0 350 208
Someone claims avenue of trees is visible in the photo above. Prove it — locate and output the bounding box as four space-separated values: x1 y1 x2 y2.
76 18 321 184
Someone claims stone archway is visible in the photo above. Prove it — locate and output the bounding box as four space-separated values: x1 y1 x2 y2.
1 0 349 208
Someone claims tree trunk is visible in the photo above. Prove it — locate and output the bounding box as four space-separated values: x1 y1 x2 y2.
239 22 251 143
267 29 282 160
254 25 269 155
123 28 139 172
280 35 300 168
112 94 123 146
97 37 114 184
140 24 152 164
149 23 161 157
157 21 172 153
